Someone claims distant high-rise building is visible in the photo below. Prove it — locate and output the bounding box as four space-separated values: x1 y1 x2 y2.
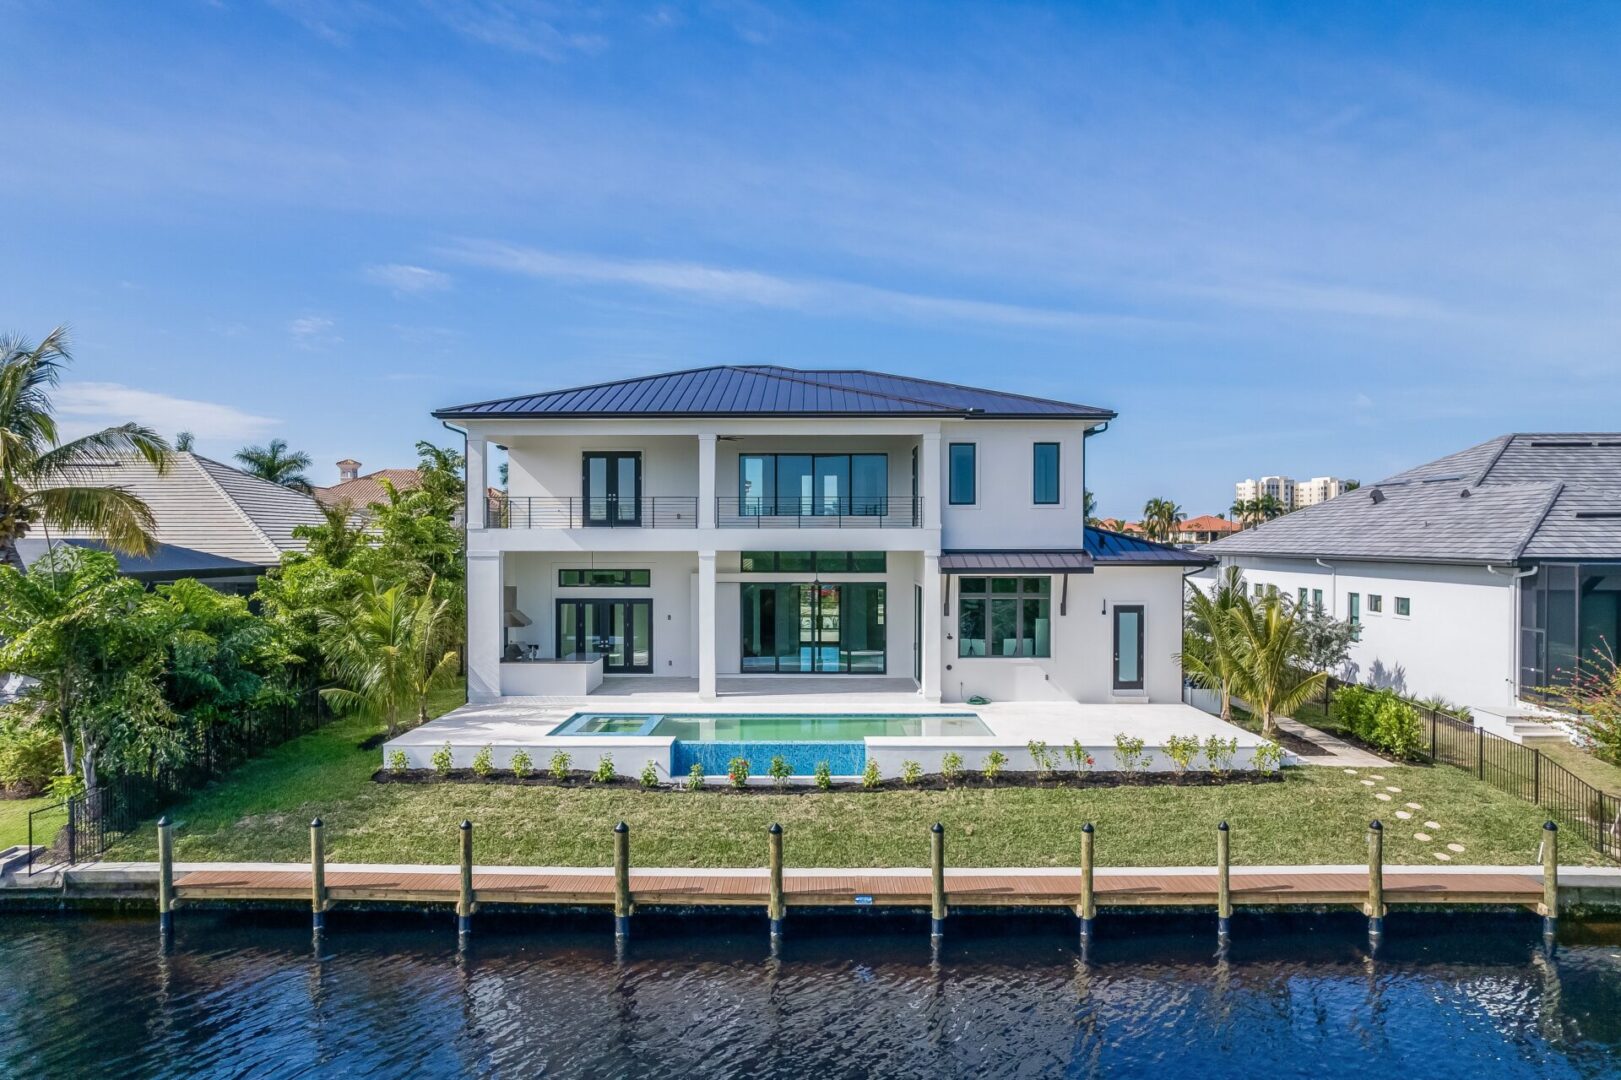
1234 475 1298 510
1294 476 1349 507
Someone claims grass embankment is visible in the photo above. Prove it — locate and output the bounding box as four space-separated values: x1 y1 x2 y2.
1532 739 1621 796
0 796 59 850
113 698 1601 868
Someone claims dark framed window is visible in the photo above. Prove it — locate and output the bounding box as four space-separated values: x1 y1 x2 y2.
957 577 1051 657
738 453 888 515
558 568 651 587
1368 594 1383 614
741 551 887 573
1395 597 1411 617
948 443 976 505
1298 587 1308 608
1348 592 1361 639
1033 443 1060 504
1312 588 1324 612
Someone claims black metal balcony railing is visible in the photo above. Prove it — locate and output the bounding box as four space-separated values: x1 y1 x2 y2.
716 496 924 528
485 496 698 529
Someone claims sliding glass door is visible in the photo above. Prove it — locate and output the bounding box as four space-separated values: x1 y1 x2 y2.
741 583 885 672
739 453 887 516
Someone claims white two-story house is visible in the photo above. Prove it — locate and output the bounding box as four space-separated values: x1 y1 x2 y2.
438 365 1207 706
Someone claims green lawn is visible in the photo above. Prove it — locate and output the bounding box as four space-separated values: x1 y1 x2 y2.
0 795 61 850
111 694 1603 867
1533 739 1621 797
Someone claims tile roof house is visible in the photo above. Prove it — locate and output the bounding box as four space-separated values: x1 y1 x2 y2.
1197 434 1621 720
312 459 425 511
1175 514 1242 544
14 451 327 589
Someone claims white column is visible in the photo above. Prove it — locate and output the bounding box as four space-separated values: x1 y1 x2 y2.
466 551 502 701
920 432 942 531
698 551 718 699
921 553 943 701
465 433 488 530
698 432 717 529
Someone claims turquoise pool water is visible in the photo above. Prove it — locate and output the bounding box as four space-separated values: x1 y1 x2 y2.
551 712 990 740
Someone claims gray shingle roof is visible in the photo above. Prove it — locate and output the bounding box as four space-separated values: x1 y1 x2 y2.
37 452 326 569
1204 433 1621 565
435 365 1115 421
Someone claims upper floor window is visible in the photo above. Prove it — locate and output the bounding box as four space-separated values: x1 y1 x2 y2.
739 453 887 516
741 551 886 573
948 443 976 505
1033 443 1060 504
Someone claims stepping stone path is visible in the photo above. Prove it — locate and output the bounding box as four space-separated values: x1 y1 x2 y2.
1395 811 1412 820
1447 843 1465 853
1375 793 1392 801
1344 769 1359 776
1371 775 1385 781
1434 852 1452 861
1415 832 1432 842
1424 821 1440 830
1385 786 1402 793
1405 803 1423 810
1335 764 1463 864
1360 779 1376 787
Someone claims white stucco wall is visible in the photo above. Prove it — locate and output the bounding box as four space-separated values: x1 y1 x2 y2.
1195 555 1517 708
937 419 1088 550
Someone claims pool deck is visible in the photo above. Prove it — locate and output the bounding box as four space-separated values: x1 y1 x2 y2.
384 684 1274 777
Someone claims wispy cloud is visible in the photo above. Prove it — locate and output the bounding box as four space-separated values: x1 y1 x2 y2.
444 240 1157 333
419 0 608 59
365 263 452 294
288 314 340 348
54 383 278 442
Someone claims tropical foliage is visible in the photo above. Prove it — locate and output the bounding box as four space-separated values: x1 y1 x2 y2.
234 438 315 492
1230 494 1285 527
0 326 169 570
1139 497 1185 542
1329 684 1425 761
1180 566 1247 720
318 578 459 736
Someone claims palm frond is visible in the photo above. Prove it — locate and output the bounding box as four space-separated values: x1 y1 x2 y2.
29 485 160 556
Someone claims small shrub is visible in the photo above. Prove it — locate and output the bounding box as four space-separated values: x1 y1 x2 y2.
768 755 792 790
549 750 573 782
982 749 1007 784
1252 740 1285 774
511 748 533 779
1372 696 1425 761
48 773 84 801
687 762 706 791
728 756 751 789
0 719 63 795
1026 740 1055 779
387 749 409 773
1163 734 1200 777
1113 733 1147 778
1202 735 1237 777
862 759 882 789
593 753 617 783
940 751 964 785
471 745 495 778
814 760 833 790
900 759 923 785
432 742 454 776
1063 739 1095 780
639 760 660 788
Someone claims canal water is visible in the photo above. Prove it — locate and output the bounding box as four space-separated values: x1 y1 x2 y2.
2 910 1620 1078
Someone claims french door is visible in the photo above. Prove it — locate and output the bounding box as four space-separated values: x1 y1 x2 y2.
581 452 641 527
557 599 653 673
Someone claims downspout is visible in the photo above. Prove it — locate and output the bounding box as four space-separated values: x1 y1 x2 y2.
1082 422 1109 533
1488 564 1539 707
1313 558 1338 617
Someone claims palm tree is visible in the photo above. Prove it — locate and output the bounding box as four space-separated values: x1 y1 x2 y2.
1180 565 1246 720
318 578 459 735
1258 493 1286 520
235 438 314 493
1228 593 1326 738
0 327 170 570
1141 497 1185 542
174 431 195 451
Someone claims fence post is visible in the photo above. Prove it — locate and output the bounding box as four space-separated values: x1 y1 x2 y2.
1533 750 1541 805
1541 820 1559 945
768 823 785 943
930 823 947 941
65 796 77 866
1079 822 1096 945
310 817 327 935
1216 821 1232 945
1476 727 1485 780
458 820 475 943
1366 820 1385 946
613 821 632 941
156 816 174 936
1429 711 1438 762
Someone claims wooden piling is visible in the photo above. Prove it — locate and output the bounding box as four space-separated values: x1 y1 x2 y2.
929 823 946 939
457 820 475 939
767 823 785 941
613 821 632 940
1078 822 1096 944
1366 820 1385 942
1541 820 1559 940
156 817 174 935
310 817 327 933
1216 821 1231 942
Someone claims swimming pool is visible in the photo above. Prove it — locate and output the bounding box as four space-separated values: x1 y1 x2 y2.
548 712 993 777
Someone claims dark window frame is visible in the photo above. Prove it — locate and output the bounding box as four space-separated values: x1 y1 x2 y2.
948 443 977 505
956 576 1051 658
1032 442 1060 505
557 568 652 588
1112 604 1145 691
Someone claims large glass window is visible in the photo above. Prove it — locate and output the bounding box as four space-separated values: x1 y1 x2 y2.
740 582 886 673
739 453 887 516
948 443 976 505
740 551 887 573
957 577 1050 657
558 568 651 587
1033 443 1060 504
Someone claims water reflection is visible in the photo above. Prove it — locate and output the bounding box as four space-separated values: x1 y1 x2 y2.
1 910 1619 1078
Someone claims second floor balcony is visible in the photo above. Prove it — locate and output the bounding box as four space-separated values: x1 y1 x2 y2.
485 495 925 530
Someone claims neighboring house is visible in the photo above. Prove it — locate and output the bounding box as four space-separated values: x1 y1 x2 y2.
1175 514 1242 545
1199 434 1621 722
15 451 327 591
312 458 424 511
437 364 1208 704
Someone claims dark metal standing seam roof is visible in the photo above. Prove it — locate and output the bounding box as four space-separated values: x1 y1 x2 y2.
1083 529 1215 566
940 550 1095 573
434 365 1116 420
938 532 1213 572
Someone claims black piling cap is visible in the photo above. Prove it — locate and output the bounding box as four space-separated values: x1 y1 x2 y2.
769 823 782 835
1218 821 1229 832
157 815 170 828
931 822 944 835
614 821 629 834
311 817 323 829
460 819 472 831
1369 819 1383 831
1082 822 1093 834
1544 820 1558 832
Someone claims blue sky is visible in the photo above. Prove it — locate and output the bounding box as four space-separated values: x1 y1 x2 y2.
3 1 1619 517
